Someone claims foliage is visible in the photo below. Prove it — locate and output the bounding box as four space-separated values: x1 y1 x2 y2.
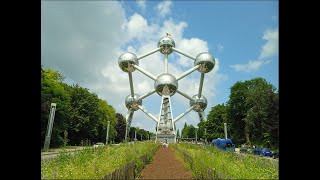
197 77 278 149
174 143 278 179
41 67 118 148
41 142 159 179
204 104 228 142
181 123 196 139
114 113 126 143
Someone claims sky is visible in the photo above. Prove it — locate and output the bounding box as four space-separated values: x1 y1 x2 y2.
41 0 278 134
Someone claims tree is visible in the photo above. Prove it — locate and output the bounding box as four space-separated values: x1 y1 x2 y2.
226 77 278 148
41 68 71 148
205 104 228 142
197 120 206 140
176 129 180 138
41 66 119 147
226 81 250 145
114 113 126 143
181 122 188 138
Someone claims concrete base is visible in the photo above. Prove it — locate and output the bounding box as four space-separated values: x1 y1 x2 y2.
156 134 176 144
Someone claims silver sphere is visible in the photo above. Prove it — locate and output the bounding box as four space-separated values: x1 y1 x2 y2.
189 94 207 112
194 52 215 73
154 73 178 96
158 36 175 54
125 94 142 111
118 52 139 72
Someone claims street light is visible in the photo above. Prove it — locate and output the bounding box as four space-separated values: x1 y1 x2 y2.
43 103 57 151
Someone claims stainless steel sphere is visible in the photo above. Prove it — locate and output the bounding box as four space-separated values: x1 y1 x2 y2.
194 52 215 73
189 94 207 112
125 94 142 111
118 52 139 72
154 73 178 96
158 36 175 54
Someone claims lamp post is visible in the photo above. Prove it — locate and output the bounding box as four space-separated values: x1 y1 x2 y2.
43 103 57 151
106 121 110 145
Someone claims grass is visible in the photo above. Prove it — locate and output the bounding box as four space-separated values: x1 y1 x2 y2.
173 142 278 179
41 141 159 179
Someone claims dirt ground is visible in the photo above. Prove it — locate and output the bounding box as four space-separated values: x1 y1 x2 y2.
139 146 194 179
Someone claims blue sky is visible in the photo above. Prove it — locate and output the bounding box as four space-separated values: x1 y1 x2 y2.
41 0 278 134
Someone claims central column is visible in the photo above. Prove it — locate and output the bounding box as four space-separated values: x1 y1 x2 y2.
156 88 176 143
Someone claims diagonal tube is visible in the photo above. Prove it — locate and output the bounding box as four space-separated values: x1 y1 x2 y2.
138 105 159 123
133 65 157 80
173 106 194 123
176 65 200 81
172 47 196 60
138 89 156 101
137 48 160 61
177 90 193 101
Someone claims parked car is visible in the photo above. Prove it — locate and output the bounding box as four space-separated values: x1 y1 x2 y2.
93 142 105 148
260 148 273 157
211 138 235 152
253 147 273 157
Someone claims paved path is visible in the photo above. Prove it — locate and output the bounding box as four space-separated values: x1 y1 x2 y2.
139 146 193 179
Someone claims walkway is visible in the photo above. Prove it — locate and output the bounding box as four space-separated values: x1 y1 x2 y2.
139 146 193 179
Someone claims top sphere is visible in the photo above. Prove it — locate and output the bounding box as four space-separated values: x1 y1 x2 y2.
118 52 139 72
158 36 175 54
194 52 215 73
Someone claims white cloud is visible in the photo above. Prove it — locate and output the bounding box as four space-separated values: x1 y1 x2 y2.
156 0 172 17
176 38 208 67
230 27 278 73
259 28 278 59
124 13 158 40
136 0 146 10
230 59 271 73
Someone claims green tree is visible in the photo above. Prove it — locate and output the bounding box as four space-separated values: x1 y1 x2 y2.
114 113 126 143
226 81 250 145
41 68 71 148
187 124 196 139
181 122 188 138
227 77 278 148
205 104 228 142
176 129 180 138
197 121 206 141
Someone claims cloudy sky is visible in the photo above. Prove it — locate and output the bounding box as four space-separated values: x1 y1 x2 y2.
41 1 278 134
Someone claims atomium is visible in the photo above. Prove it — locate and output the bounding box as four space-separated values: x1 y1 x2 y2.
189 95 207 112
195 52 215 73
125 94 142 111
158 36 175 54
154 73 178 96
118 52 139 72
119 34 215 143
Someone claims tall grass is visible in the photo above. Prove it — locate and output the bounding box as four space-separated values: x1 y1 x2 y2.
173 143 278 179
41 142 159 179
